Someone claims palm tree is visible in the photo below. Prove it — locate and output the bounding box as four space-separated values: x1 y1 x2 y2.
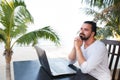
82 0 119 8
81 0 120 40
0 0 60 80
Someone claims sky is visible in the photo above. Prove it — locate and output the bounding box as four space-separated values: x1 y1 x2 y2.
24 0 93 47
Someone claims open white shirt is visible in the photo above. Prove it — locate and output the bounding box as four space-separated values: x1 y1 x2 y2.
69 40 111 80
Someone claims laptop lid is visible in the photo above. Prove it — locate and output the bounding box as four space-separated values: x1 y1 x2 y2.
34 46 52 75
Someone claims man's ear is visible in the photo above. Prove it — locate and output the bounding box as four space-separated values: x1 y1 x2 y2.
92 32 95 36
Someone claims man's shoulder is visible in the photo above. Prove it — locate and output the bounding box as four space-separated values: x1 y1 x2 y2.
95 40 105 45
94 40 106 48
93 40 107 53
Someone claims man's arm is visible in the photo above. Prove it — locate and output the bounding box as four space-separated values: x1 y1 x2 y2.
68 36 86 64
75 47 86 65
74 37 86 65
68 47 76 62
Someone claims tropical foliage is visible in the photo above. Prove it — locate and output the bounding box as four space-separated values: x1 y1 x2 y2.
81 0 120 40
0 0 60 80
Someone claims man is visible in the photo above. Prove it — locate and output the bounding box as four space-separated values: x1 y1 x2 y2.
68 21 111 80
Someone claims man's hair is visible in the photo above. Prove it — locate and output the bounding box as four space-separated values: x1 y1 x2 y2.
84 21 97 36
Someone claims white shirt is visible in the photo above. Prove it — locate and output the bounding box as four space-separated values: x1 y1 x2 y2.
70 40 111 80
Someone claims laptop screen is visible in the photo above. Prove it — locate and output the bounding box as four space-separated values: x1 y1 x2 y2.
34 46 52 75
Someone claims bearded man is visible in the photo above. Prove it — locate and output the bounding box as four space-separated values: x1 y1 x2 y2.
68 21 111 80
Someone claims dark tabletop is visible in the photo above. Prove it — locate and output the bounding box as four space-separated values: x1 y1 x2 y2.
13 60 75 80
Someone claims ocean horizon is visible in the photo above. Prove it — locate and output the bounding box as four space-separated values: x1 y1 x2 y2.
0 45 72 63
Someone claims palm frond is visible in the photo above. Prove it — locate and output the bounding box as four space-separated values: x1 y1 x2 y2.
96 26 113 39
82 0 114 8
0 28 6 43
14 26 60 47
0 0 33 38
10 24 27 38
80 8 97 15
0 0 13 28
14 6 33 24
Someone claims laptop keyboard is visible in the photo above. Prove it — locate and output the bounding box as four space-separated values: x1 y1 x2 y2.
49 58 76 74
50 62 67 73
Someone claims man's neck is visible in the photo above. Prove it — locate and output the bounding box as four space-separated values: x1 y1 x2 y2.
84 38 96 48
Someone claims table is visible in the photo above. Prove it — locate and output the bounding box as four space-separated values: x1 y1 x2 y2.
13 60 75 80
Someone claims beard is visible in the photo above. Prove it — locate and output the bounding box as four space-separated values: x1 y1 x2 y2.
79 33 91 40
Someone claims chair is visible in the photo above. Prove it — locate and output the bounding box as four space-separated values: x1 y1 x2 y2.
101 39 120 80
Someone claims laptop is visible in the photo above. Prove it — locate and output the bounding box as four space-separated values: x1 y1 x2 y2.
34 46 76 77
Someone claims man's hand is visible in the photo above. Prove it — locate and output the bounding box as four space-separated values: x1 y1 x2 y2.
74 36 83 50
74 36 86 65
68 36 85 65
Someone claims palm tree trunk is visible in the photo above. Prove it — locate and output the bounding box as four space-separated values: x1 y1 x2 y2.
5 55 12 80
6 63 11 80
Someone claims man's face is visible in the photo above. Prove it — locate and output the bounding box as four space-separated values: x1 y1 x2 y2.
79 23 93 40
